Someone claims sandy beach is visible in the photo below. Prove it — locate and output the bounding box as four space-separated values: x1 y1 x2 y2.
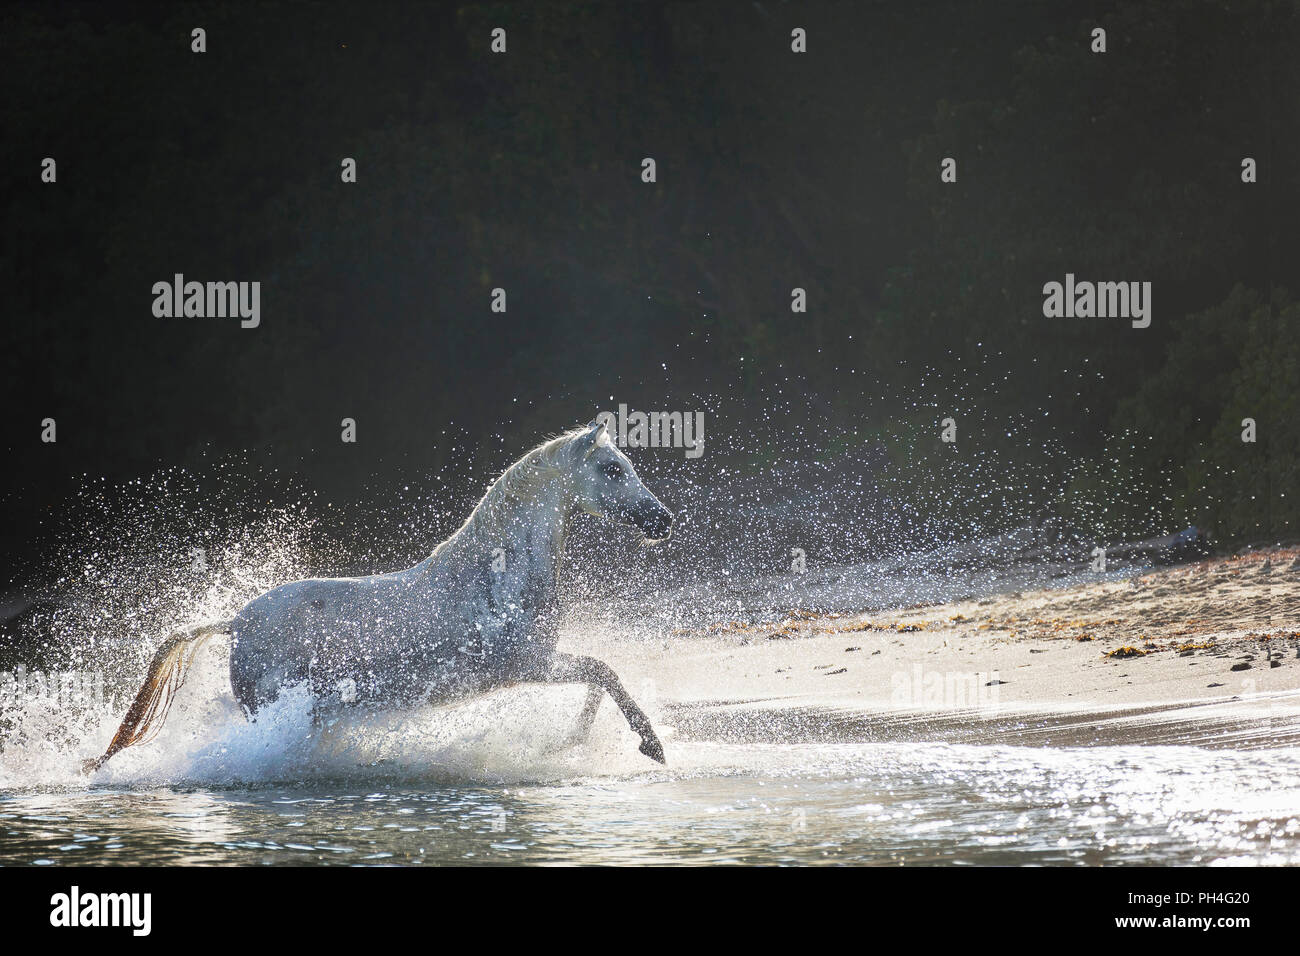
582 548 1300 751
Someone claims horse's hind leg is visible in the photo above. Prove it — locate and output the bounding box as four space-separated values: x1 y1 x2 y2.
538 652 664 764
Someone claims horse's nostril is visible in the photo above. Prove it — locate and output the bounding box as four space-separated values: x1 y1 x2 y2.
632 502 673 538
651 510 674 538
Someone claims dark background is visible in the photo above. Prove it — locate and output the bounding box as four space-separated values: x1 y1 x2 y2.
3 0 1297 591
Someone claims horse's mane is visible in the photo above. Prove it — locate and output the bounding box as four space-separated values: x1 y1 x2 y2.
428 425 590 561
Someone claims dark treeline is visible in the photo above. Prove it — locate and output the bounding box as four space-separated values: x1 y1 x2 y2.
3 0 1297 581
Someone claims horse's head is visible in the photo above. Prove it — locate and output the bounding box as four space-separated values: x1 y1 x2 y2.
569 420 674 542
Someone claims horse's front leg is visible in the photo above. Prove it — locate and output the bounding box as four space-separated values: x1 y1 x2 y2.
550 683 605 751
573 684 604 735
533 652 665 764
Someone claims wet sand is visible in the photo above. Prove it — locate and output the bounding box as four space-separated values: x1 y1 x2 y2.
582 548 1300 750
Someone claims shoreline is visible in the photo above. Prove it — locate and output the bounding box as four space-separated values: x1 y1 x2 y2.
582 547 1300 750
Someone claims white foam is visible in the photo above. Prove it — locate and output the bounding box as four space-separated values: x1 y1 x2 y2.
1 635 676 792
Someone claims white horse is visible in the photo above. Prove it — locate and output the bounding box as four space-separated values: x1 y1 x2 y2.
84 421 674 773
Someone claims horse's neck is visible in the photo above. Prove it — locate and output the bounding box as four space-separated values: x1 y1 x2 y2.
428 476 570 602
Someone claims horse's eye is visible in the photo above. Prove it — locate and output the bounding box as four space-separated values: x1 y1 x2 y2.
602 462 624 480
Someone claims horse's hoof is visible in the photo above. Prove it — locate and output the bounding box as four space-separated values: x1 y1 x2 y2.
639 736 666 764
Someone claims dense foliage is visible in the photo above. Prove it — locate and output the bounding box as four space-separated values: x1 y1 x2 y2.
3 1 1295 567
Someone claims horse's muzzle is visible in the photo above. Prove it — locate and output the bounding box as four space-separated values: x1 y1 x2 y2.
631 500 674 541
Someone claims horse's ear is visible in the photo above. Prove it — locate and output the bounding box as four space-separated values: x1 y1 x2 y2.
583 417 610 455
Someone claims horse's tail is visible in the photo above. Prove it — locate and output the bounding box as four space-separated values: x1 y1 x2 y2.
81 619 232 774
